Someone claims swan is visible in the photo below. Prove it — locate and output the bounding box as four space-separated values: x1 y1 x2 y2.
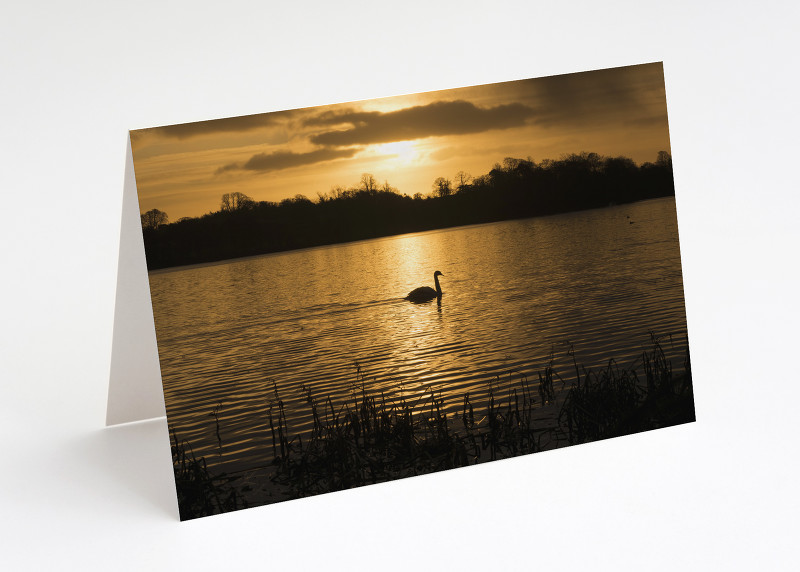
405 271 444 303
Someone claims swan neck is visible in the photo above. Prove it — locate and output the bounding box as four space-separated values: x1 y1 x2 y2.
434 273 441 295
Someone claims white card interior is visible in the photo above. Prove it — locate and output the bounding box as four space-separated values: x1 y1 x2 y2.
106 134 166 426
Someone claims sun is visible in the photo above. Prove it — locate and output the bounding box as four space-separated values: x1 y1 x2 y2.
373 140 419 165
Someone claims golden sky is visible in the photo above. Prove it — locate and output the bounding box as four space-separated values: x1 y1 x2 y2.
131 62 671 221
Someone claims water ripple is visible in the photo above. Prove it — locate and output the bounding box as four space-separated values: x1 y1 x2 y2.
152 198 689 472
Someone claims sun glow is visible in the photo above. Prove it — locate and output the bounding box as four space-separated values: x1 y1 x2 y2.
373 140 419 165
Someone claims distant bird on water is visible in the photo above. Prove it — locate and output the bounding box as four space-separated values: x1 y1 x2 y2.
405 271 444 303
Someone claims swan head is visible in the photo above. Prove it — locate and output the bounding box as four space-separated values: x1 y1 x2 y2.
434 270 443 277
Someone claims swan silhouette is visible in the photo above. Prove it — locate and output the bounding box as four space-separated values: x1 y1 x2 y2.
405 271 444 303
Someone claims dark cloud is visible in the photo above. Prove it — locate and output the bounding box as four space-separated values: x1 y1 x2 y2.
136 113 280 140
216 147 358 175
305 108 375 127
527 62 667 128
307 100 535 147
625 112 670 127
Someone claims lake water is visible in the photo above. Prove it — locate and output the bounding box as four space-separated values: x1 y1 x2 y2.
150 197 689 474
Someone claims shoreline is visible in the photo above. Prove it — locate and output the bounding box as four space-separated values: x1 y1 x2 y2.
148 195 676 273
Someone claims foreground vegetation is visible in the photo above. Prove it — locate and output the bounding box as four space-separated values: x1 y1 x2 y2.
171 335 694 520
144 151 674 269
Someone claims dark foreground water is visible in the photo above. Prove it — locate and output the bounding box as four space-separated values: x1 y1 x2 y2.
150 197 688 474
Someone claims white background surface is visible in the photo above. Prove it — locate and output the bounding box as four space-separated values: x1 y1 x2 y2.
2 1 798 570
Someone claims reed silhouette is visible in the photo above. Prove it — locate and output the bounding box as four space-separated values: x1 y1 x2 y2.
170 334 694 518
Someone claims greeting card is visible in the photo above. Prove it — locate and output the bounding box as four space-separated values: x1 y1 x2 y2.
109 62 694 520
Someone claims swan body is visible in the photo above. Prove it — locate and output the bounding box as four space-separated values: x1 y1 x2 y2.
405 271 444 303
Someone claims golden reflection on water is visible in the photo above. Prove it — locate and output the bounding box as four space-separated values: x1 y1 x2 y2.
150 198 688 472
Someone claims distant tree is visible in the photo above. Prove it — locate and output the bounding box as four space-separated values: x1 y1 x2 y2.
454 171 472 192
280 194 313 207
501 157 536 180
360 173 378 193
432 177 452 197
603 156 637 173
586 152 603 172
141 208 168 230
471 173 491 191
380 180 397 194
221 192 255 211
560 152 603 173
656 151 673 169
329 185 348 200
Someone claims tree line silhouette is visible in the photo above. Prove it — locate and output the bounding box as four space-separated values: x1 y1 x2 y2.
141 151 674 270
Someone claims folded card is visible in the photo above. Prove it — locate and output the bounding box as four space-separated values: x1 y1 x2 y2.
109 62 694 520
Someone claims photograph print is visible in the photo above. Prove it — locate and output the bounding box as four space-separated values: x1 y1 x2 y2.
132 62 695 520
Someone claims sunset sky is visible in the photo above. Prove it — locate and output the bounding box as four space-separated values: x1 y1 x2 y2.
131 62 671 221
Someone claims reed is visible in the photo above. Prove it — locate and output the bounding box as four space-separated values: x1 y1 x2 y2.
268 379 473 497
559 333 694 444
171 335 694 515
170 429 247 520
